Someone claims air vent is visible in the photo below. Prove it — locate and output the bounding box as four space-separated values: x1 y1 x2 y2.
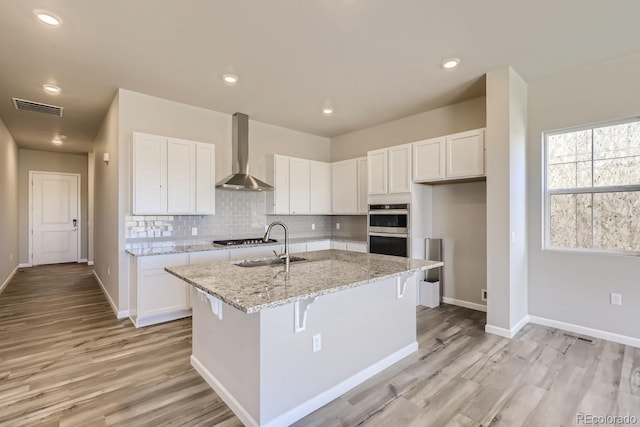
12 97 63 117
562 333 593 343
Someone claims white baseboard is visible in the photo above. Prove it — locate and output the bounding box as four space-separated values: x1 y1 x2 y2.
87 261 94 266
18 263 32 268
0 265 19 294
443 297 487 312
78 258 88 263
92 271 129 319
528 315 640 349
485 315 530 338
131 310 192 328
191 341 419 427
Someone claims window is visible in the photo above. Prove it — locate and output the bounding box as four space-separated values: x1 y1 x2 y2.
545 118 640 254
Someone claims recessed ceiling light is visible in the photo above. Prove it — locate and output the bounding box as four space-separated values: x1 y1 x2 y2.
442 58 460 69
223 74 238 84
43 84 61 94
34 10 62 26
51 135 66 145
322 107 334 116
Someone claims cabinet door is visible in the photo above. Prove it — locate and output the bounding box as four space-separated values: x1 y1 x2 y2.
132 132 167 214
367 149 387 195
137 254 190 320
388 144 412 193
196 142 216 214
331 159 358 214
446 129 485 179
413 137 445 182
357 157 368 214
289 157 310 215
309 161 331 214
167 138 196 214
346 242 368 253
273 155 290 214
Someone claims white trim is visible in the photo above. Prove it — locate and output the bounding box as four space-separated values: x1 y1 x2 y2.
18 263 32 268
528 315 640 349
443 297 487 312
29 171 82 265
1 266 19 294
87 261 94 266
485 315 530 339
191 342 418 427
78 258 88 263
92 271 129 319
130 310 192 328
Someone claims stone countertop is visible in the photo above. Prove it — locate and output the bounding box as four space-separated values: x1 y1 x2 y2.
125 235 367 257
165 249 442 314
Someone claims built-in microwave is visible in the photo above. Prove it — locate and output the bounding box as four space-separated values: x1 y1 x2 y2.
368 204 410 257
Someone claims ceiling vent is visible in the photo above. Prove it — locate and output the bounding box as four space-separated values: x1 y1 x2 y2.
12 97 63 117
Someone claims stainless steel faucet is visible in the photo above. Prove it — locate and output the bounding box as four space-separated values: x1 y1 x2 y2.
264 221 290 272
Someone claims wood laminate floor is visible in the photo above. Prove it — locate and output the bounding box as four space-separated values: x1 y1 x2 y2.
1 264 638 426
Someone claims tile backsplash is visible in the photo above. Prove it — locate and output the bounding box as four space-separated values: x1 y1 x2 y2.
125 189 362 243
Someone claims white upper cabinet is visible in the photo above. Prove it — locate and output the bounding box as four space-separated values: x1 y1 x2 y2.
266 154 290 214
289 157 311 215
357 157 368 214
132 132 167 214
413 137 445 182
368 144 412 195
132 132 215 215
195 142 216 214
413 128 485 183
167 138 196 214
446 129 485 179
310 160 331 214
388 144 412 193
332 159 358 214
367 149 387 195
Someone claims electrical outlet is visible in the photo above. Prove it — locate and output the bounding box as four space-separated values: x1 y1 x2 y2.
192 227 198 236
336 223 340 230
610 293 622 306
107 266 110 276
311 223 316 230
313 334 322 353
481 289 488 301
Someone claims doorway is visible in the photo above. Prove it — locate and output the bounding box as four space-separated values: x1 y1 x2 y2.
29 171 81 265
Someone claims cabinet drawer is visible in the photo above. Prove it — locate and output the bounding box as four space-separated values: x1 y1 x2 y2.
189 250 230 264
138 253 189 271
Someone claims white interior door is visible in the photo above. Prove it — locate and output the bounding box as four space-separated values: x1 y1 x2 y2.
32 172 79 265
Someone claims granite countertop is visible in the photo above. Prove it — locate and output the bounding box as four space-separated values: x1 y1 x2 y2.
125 235 367 257
165 249 442 314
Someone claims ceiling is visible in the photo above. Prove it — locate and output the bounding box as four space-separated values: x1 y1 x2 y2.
1 1 640 153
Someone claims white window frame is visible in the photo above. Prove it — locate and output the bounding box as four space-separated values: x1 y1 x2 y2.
543 116 640 256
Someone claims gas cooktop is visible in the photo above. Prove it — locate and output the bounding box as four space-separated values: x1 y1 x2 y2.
213 238 278 246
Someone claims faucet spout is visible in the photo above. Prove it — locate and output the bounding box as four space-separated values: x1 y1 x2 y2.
264 221 290 272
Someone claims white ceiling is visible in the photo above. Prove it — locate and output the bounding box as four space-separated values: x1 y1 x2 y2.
1 1 640 153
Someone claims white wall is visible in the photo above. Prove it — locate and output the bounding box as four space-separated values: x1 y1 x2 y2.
330 97 486 161
17 149 89 264
93 91 121 314
0 118 19 289
485 67 528 334
527 53 640 340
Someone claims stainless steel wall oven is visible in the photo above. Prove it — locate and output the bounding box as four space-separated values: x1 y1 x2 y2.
368 204 410 257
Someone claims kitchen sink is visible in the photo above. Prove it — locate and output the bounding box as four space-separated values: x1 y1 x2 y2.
232 256 307 268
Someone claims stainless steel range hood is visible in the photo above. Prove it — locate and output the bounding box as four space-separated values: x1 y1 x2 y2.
216 112 273 191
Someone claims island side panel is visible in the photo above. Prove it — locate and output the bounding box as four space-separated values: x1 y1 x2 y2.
258 273 418 425
191 295 261 426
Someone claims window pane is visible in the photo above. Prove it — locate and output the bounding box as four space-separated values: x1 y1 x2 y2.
548 130 592 189
593 191 640 252
593 121 640 186
550 194 592 248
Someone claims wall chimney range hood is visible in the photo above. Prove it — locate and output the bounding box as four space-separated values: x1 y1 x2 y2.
216 112 273 191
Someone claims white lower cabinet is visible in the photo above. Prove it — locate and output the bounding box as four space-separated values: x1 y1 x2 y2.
189 250 230 264
130 253 191 328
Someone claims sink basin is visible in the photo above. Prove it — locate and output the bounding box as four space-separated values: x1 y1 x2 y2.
232 256 307 268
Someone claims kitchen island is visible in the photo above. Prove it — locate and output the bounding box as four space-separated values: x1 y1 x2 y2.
165 249 442 427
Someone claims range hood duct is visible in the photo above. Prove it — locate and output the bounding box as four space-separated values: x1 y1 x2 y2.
216 112 273 191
